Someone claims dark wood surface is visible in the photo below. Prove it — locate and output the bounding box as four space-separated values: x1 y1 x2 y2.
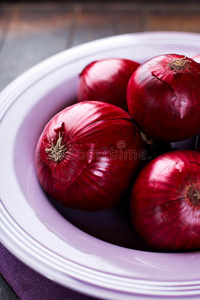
0 2 200 299
1 1 200 91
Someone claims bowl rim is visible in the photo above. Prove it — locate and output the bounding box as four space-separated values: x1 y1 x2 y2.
1 31 200 300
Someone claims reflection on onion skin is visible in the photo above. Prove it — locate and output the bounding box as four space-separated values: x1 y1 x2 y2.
35 101 146 212
127 54 200 142
130 150 200 252
78 58 140 111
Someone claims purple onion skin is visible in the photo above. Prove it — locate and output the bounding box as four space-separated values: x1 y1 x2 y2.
130 150 200 252
127 54 200 142
35 101 146 212
78 58 140 111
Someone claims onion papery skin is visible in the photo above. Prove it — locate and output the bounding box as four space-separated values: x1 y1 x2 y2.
35 101 146 211
193 54 200 63
127 54 200 142
78 58 140 111
130 150 200 251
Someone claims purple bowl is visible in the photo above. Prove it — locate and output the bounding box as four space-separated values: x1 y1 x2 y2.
0 32 200 300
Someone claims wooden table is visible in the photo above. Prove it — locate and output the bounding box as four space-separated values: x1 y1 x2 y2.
0 2 200 299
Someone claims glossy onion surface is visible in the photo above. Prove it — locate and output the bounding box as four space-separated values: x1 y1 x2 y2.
130 150 200 251
78 58 140 111
35 101 146 211
127 54 200 142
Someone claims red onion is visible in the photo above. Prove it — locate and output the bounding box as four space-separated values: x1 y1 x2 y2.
127 54 200 142
35 101 146 211
78 58 140 111
130 150 200 251
193 54 200 63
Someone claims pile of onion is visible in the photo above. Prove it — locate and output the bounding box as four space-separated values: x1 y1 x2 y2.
78 58 140 111
35 101 146 211
35 52 200 252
